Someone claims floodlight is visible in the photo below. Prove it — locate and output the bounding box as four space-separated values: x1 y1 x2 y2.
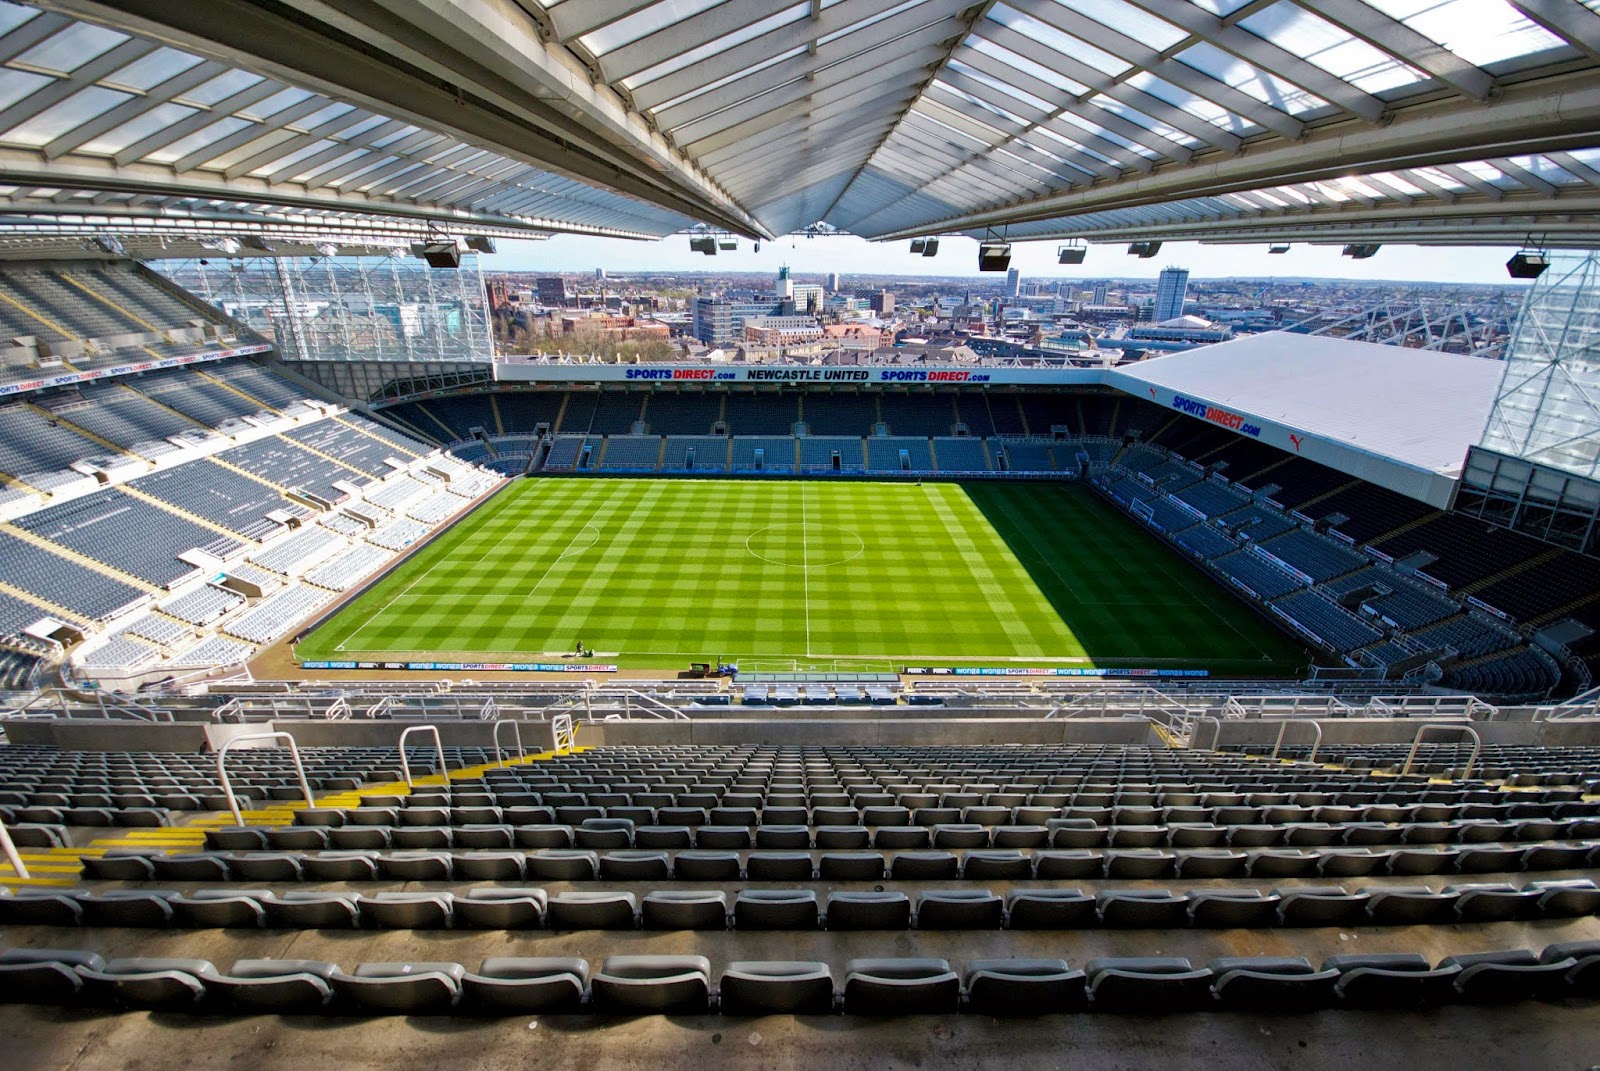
978 241 1011 272
1506 250 1549 279
1058 242 1086 265
921 238 939 256
1342 244 1380 259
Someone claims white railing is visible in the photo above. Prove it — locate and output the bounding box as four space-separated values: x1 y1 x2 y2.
398 724 448 789
492 719 525 766
216 730 314 825
551 713 576 754
1269 718 1324 762
1536 685 1600 721
0 817 28 879
1368 695 1497 719
1401 722 1482 779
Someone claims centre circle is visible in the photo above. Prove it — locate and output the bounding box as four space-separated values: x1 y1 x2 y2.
744 523 866 568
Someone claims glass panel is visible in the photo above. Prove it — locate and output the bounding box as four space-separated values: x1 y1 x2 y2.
1124 71 1258 135
144 115 251 164
1303 180 1351 202
371 123 420 148
1369 170 1425 196
13 22 128 75
1088 94 1202 148
292 102 355 130
987 6 1131 76
180 69 264 107
247 138 334 178
78 102 195 155
100 47 204 93
1175 42 1327 114
1049 113 1154 157
1508 153 1584 185
647 46 805 115
1363 0 1566 66
1335 176 1386 199
580 0 723 55
946 59 1052 112
1455 159 1511 186
0 67 49 114
1409 165 1466 190
622 3 808 87
3 85 129 147
237 87 315 121
0 2 39 37
965 36 1087 96
1048 0 1187 49
1185 0 1253 15
292 147 368 183
1237 3 1424 93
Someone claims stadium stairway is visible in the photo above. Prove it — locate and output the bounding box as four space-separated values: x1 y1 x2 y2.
114 486 255 546
1460 549 1564 596
0 522 157 595
333 416 423 457
0 578 87 628
24 402 131 460
56 274 162 338
0 745 583 891
194 370 283 415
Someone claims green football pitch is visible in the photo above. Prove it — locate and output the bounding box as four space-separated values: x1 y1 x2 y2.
296 478 1308 674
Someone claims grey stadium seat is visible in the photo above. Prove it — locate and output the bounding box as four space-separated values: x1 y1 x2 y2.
204 959 338 1012
965 959 1086 1015
591 955 711 1015
1210 957 1339 1011
462 958 588 1013
842 958 960 1015
719 961 835 1015
332 962 465 1014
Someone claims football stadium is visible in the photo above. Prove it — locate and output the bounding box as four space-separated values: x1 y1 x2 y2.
1 0 1600 1067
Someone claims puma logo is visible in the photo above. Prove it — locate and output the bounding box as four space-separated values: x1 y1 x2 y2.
1288 433 1303 452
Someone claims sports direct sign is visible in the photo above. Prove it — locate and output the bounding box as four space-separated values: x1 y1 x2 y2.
496 362 1104 386
0 344 273 398
1170 393 1262 438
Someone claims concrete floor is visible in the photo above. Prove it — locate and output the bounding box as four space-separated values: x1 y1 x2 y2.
5 997 1600 1071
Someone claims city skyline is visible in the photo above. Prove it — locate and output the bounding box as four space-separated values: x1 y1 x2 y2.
487 233 1541 286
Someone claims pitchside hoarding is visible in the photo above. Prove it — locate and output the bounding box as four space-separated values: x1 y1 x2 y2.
494 362 1106 386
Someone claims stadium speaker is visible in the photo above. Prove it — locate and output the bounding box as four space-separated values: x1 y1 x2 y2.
241 235 275 253
1507 251 1550 279
978 240 1012 272
1342 243 1380 259
421 241 461 268
465 236 496 254
922 238 939 256
1268 244 1290 254
1057 243 1086 265
719 237 737 250
910 239 926 254
1127 241 1162 258
689 236 717 255
92 236 125 256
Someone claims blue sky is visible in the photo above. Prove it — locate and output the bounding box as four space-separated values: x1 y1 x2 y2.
488 234 1533 285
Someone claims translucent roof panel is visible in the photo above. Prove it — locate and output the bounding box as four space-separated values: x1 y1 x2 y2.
1363 0 1568 67
1236 4 1426 94
0 0 1593 243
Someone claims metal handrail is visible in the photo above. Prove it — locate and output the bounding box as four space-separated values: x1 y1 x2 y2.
493 719 525 767
1193 715 1223 751
0 817 28 879
1270 718 1324 763
217 730 314 826
398 724 448 788
1401 722 1482 779
551 713 576 754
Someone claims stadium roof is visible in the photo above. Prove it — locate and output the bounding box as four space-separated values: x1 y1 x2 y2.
7 0 1600 248
1113 331 1502 485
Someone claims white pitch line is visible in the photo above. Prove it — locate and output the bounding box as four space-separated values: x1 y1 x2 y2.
801 482 812 657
